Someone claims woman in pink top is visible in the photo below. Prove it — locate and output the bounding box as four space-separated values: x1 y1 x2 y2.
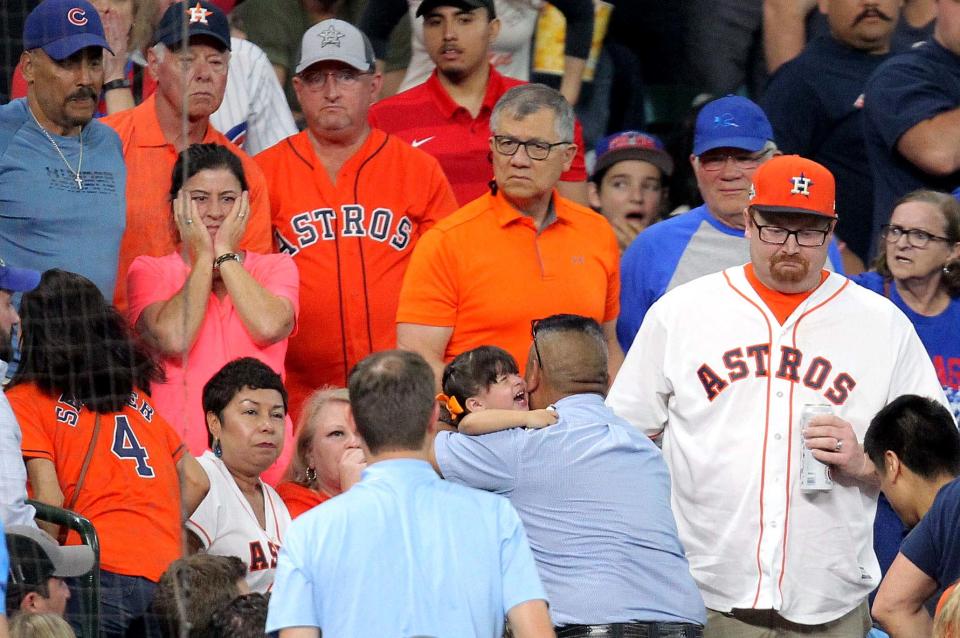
127 143 299 483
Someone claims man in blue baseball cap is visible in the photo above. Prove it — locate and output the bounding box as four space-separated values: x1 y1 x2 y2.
615 95 846 352
0 0 126 303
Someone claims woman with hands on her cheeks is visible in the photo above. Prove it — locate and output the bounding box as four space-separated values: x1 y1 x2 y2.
127 143 299 484
276 388 367 518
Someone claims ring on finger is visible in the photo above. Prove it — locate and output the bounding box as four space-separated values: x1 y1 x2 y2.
185 218 193 225
834 439 843 452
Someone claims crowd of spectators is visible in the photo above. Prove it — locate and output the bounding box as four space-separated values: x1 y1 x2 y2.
1 0 960 636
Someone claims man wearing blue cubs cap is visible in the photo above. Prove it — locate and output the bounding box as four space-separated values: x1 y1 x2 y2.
0 0 126 302
615 95 846 352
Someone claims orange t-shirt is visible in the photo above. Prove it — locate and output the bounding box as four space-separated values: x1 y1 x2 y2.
396 188 620 371
102 95 273 313
744 263 831 325
274 481 330 519
11 383 185 582
939 582 958 616
255 129 457 421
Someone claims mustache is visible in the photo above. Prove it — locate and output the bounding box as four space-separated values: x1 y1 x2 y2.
67 87 98 101
853 7 893 24
772 254 806 265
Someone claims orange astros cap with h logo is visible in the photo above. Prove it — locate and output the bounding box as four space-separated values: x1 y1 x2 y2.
749 155 837 219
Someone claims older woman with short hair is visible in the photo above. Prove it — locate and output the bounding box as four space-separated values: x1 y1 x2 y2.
185 358 292 594
276 388 366 518
854 188 960 591
855 189 960 412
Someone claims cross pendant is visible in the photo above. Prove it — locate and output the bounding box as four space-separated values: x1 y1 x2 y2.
75 174 83 190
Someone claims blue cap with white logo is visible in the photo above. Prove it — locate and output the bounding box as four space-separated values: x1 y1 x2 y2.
693 95 773 156
0 258 40 293
23 0 112 61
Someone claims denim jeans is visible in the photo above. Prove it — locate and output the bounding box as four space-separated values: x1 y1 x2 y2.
67 570 157 638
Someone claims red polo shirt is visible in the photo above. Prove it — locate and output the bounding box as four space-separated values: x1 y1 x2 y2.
369 66 588 206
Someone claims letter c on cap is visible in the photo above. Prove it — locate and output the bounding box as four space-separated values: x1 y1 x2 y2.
67 8 88 26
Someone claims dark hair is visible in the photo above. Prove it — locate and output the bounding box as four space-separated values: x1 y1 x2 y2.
169 143 248 200
152 554 247 638
208 593 270 638
348 350 434 454
533 314 606 345
872 190 960 297
422 1 496 21
202 358 288 444
864 395 960 480
531 314 608 392
441 346 519 424
11 269 162 413
5 579 51 617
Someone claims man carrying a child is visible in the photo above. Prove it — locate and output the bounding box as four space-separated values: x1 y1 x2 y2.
430 314 706 638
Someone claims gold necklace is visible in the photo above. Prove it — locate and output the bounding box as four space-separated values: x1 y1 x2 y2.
28 107 84 190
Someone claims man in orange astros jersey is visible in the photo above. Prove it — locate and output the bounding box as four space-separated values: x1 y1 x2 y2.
255 19 457 422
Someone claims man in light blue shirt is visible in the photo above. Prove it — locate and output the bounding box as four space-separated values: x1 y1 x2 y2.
433 314 706 637
267 350 553 638
0 0 126 300
0 259 39 528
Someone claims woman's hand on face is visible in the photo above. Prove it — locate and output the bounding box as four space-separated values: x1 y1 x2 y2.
175 189 214 264
100 10 132 81
338 447 366 492
214 191 250 257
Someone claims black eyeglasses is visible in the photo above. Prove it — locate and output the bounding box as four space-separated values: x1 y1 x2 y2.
751 216 830 247
880 224 952 249
492 136 570 161
531 319 544 369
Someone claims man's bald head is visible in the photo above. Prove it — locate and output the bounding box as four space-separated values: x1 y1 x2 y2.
527 315 608 407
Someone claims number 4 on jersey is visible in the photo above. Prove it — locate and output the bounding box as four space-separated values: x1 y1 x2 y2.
111 415 155 478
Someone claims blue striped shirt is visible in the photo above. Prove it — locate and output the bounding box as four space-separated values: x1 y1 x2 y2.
436 393 706 627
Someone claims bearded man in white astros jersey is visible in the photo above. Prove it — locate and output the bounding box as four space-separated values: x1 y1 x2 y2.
607 154 948 638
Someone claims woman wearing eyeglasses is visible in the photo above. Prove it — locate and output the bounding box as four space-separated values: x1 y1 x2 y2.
854 190 960 411
853 189 960 583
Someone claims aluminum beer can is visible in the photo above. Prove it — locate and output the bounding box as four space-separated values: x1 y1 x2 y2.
800 404 834 492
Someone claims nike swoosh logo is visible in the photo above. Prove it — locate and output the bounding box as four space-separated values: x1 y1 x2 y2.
411 136 435 148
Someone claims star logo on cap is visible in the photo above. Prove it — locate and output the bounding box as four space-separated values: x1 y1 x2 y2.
790 173 813 196
318 24 345 47
187 2 212 24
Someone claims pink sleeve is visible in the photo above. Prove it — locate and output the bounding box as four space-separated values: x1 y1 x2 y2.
249 252 301 335
126 255 183 326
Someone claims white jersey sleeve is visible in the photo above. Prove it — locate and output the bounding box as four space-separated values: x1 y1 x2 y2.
606 304 672 438
211 38 297 156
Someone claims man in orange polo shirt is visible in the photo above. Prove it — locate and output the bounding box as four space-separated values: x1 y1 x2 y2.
397 83 623 386
103 0 272 312
255 19 457 422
